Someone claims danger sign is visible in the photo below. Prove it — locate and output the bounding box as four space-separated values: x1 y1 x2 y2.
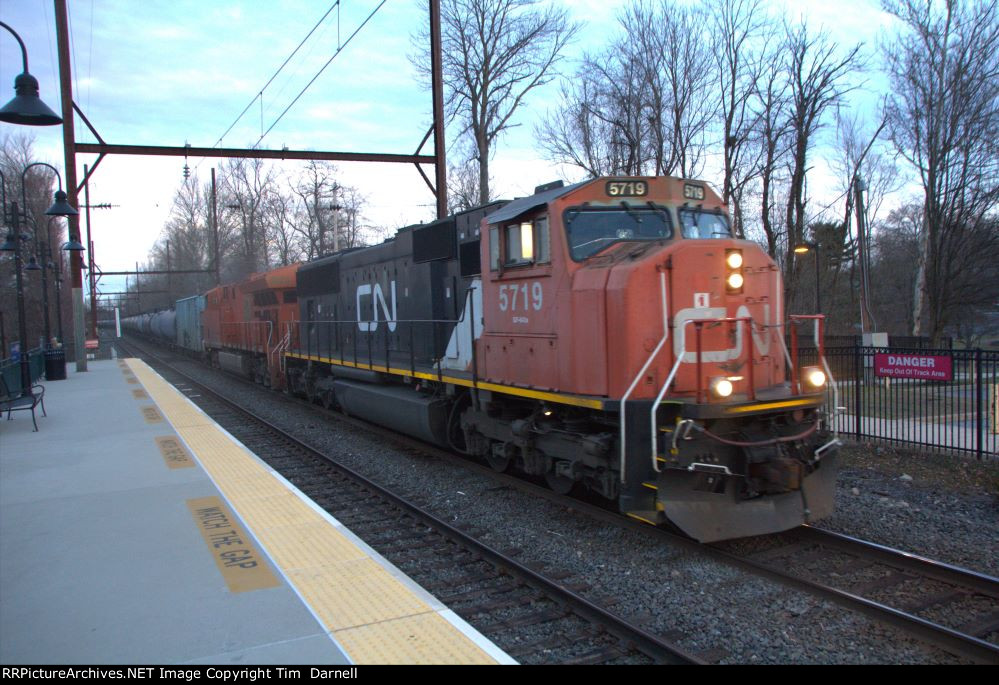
874 353 953 381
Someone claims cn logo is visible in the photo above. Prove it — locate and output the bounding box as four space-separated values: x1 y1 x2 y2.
356 281 397 332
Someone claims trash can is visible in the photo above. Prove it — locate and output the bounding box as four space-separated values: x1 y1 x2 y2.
44 349 67 381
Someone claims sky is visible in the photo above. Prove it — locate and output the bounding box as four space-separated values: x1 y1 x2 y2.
0 0 900 299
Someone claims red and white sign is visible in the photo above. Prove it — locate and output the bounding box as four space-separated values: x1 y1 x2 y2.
874 353 952 381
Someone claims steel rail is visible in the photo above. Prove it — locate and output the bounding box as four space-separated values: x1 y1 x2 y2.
117 338 703 666
794 525 999 599
120 333 998 663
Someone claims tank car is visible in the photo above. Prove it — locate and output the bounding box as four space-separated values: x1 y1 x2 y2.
202 264 300 388
122 310 174 342
149 308 176 344
284 176 839 542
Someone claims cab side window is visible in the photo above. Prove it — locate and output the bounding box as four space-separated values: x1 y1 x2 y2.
490 216 550 270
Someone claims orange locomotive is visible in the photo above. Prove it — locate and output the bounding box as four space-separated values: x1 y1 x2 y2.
202 263 300 389
285 176 839 542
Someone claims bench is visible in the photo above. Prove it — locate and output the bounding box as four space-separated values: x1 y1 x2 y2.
0 373 46 432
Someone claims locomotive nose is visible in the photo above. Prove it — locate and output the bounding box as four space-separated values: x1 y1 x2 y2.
658 451 838 542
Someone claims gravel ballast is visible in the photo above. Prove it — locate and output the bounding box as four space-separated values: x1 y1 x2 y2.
162 353 996 664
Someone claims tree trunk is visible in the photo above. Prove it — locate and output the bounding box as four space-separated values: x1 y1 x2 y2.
477 131 489 205
910 199 931 336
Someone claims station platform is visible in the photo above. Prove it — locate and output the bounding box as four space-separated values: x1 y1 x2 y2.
0 358 514 665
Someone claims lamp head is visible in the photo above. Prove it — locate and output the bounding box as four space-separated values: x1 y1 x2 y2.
45 189 78 217
61 236 86 252
0 72 63 126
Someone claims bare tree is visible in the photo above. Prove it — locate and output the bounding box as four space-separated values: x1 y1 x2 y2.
750 45 793 259
220 157 276 277
332 185 372 249
637 0 715 178
447 140 489 213
537 1 715 181
537 47 653 177
416 0 579 204
782 21 862 300
266 190 303 267
883 0 999 342
291 161 340 259
710 0 769 234
1 133 68 352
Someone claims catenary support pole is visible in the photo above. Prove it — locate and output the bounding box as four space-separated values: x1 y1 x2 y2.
54 0 85 370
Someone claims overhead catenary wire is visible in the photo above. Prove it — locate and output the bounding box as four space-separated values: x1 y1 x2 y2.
253 0 388 149
212 1 341 150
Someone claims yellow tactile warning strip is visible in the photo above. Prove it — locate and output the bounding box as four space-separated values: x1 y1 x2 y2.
186 496 281 593
123 358 508 665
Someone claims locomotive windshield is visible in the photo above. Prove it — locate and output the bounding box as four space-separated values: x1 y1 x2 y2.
678 208 732 239
564 206 673 260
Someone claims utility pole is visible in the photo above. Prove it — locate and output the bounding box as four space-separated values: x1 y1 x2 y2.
165 240 172 305
430 0 447 218
54 0 85 370
854 176 874 335
332 185 340 253
211 167 220 285
83 163 97 340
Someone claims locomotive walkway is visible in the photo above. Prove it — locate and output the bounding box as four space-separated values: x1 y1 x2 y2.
0 358 512 665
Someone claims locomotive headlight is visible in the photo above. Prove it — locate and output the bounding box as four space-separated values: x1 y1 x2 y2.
803 366 827 388
725 249 744 293
710 377 734 398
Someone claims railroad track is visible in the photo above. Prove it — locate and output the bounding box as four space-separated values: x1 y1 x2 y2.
116 338 701 665
118 336 999 664
720 525 999 660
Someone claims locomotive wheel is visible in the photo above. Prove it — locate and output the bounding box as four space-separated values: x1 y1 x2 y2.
545 471 575 495
305 383 319 404
486 452 511 473
321 390 335 411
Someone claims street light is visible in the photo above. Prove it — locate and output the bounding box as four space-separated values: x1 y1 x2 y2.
1 168 78 396
0 22 63 126
24 216 63 349
793 241 821 314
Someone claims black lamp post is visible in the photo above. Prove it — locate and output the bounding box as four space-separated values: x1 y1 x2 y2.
793 241 821 313
53 248 65 344
0 21 66 393
24 223 54 348
1 169 79 396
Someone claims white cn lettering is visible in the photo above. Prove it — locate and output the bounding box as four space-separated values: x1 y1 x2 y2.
356 281 398 333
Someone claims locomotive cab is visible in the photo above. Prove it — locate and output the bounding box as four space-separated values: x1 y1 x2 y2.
474 177 839 542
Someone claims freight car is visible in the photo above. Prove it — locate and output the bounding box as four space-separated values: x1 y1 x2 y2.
282 176 839 542
175 295 205 354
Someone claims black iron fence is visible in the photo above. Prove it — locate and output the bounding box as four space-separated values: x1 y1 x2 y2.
1 348 45 395
801 346 999 459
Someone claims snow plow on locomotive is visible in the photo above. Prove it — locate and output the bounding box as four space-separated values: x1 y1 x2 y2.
284 176 840 542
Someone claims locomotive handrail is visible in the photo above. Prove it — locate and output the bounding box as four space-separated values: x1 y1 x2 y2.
271 327 290 375
219 320 272 354
788 314 839 438
647 316 756 476
286 309 482 384
618 270 668 485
